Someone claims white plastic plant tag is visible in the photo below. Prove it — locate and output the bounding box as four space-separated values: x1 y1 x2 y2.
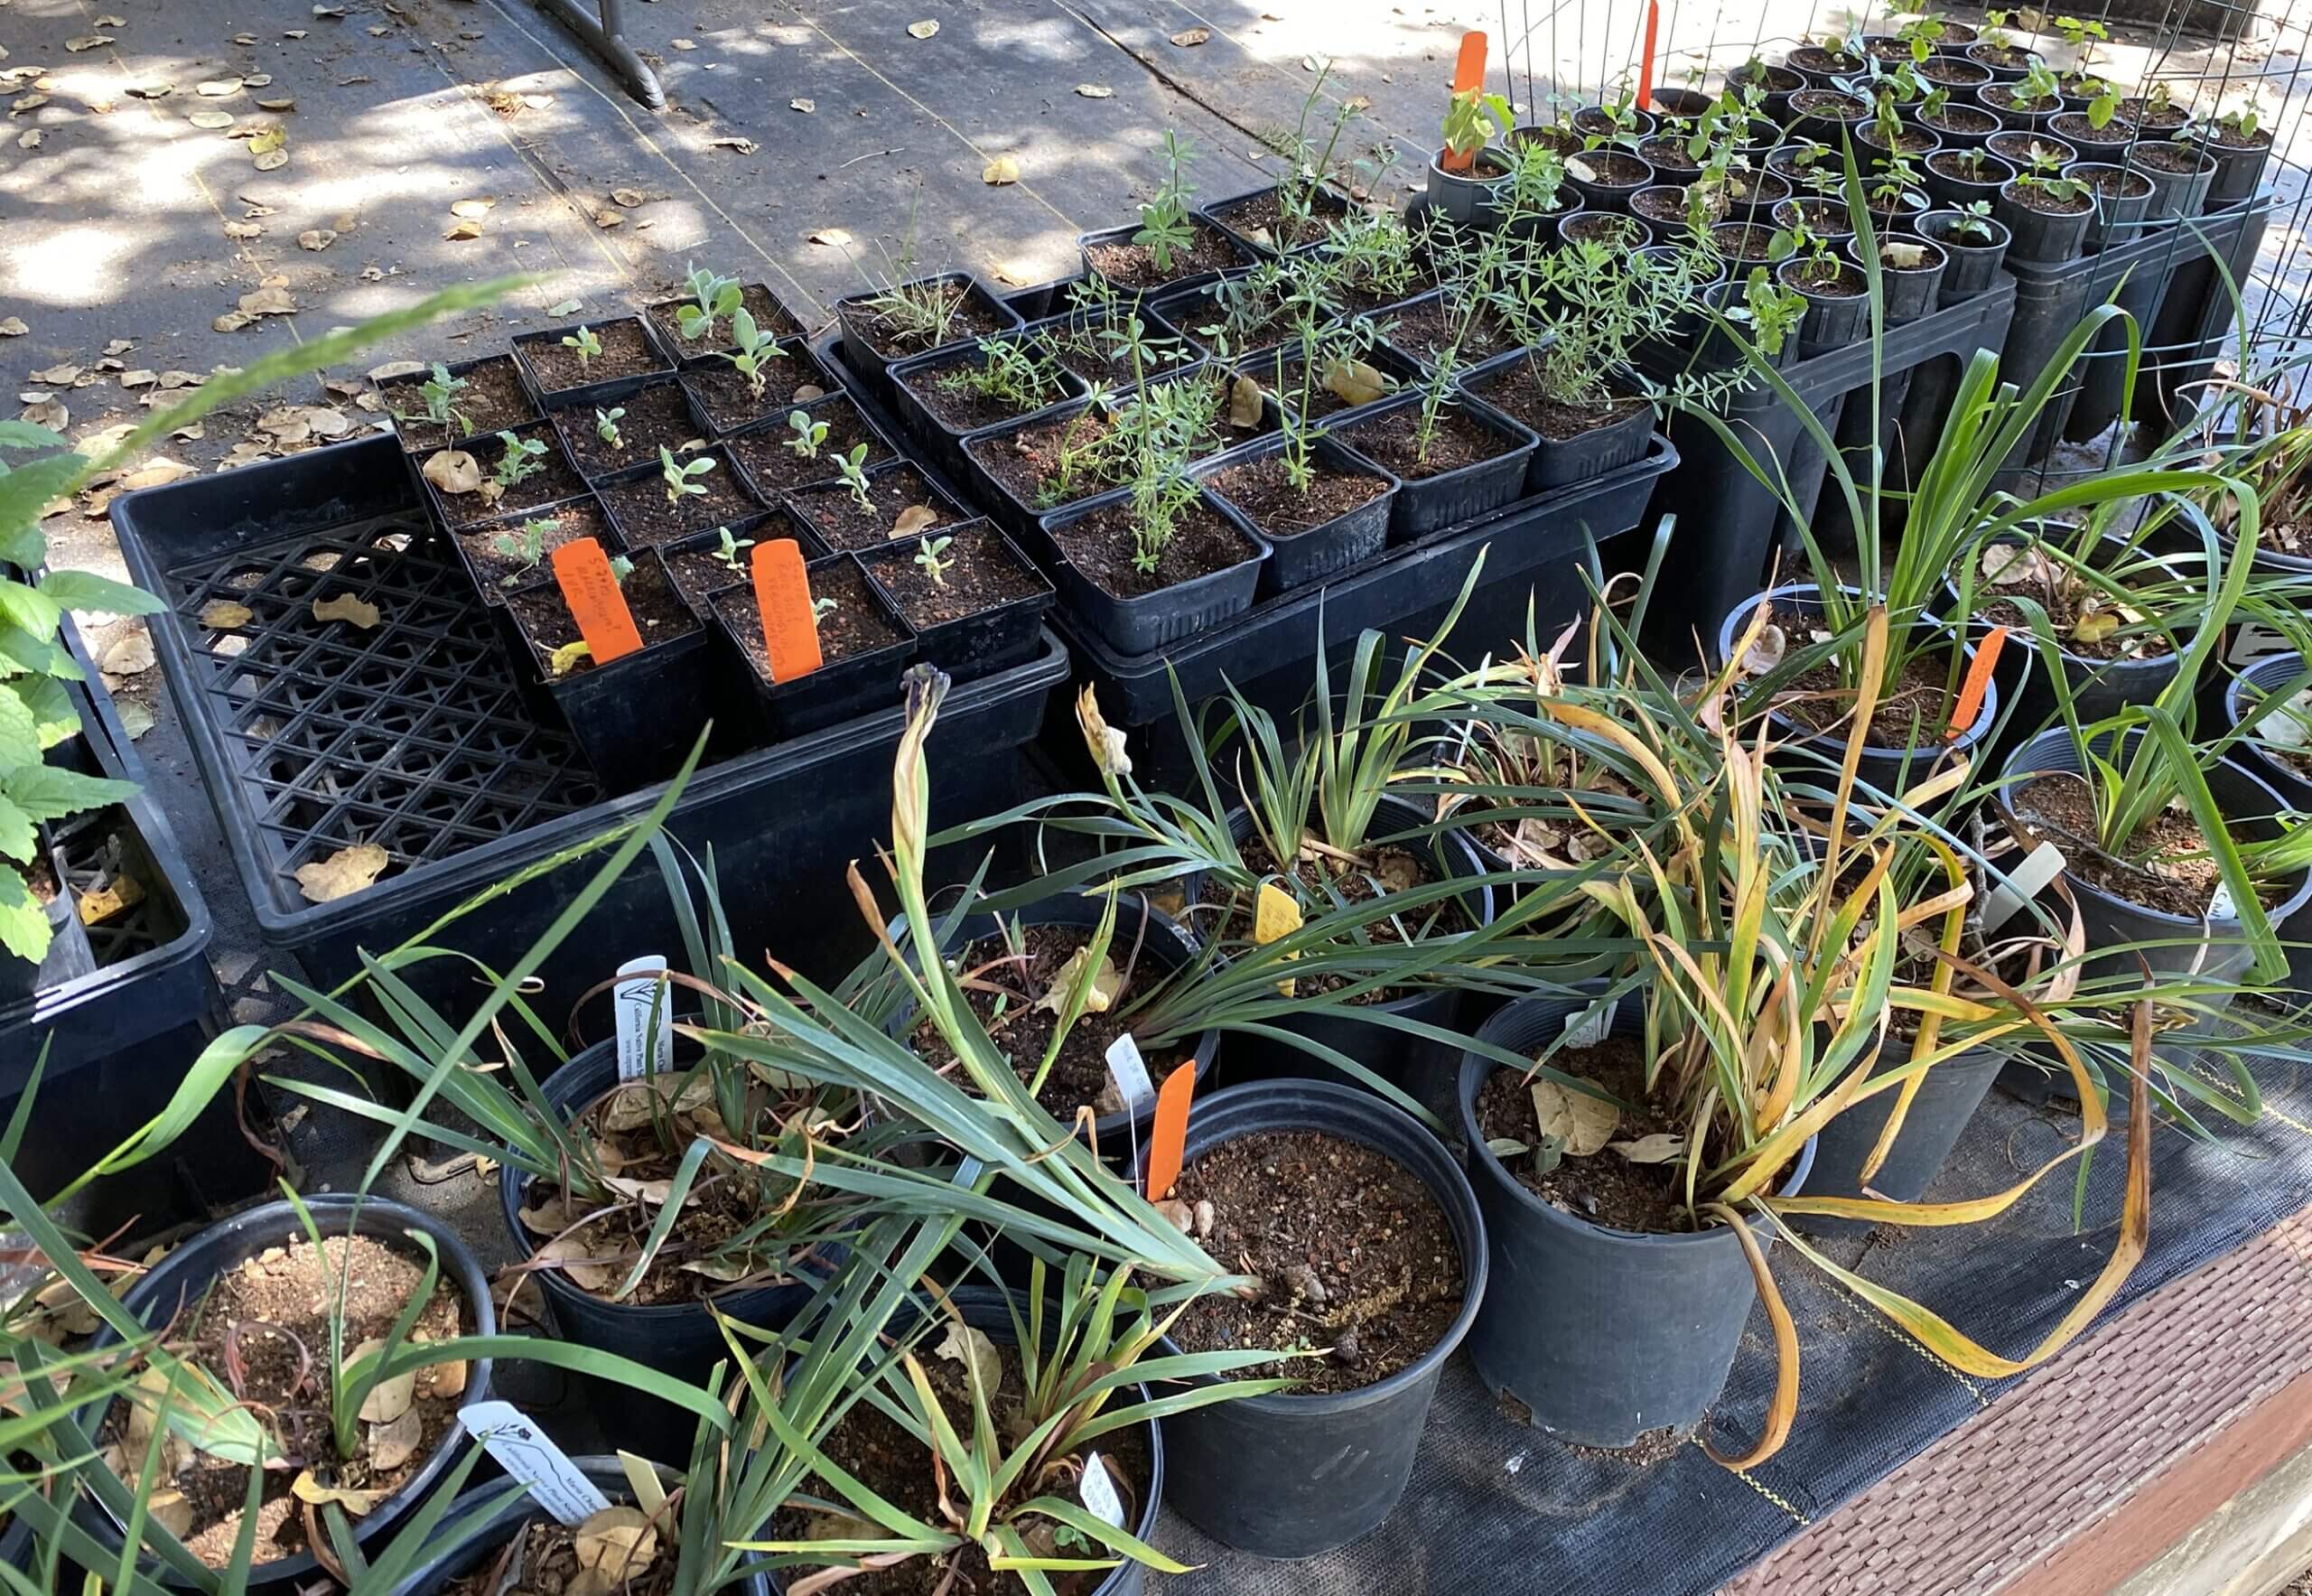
613 956 672 1081
1104 1032 1156 1110
2228 622 2290 667
2208 882 2238 922
1981 841 2067 933
1561 1001 1617 1050
459 1399 611 1525
1079 1451 1127 1528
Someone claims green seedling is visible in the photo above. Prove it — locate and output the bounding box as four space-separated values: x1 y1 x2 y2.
721 307 784 402
492 430 547 489
785 407 829 459
1134 130 1199 272
677 263 744 342
594 406 626 449
712 525 755 571
561 324 603 369
490 516 561 587
834 443 873 511
913 533 955 586
661 444 715 503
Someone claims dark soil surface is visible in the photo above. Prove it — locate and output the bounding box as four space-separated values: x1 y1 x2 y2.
1930 150 2011 183
661 534 763 608
1636 186 1711 226
725 397 892 497
1790 89 1868 119
1636 135 1701 174
384 354 534 451
1786 257 1868 295
1713 223 1780 262
1570 150 1652 188
1917 57 1990 86
721 559 904 676
846 280 1011 360
1384 294 1518 369
1865 125 1939 154
900 342 1077 432
1865 237 1946 272
1034 311 1200 388
1776 197 1854 234
1476 1036 1700 1232
1981 86 2060 116
2118 98 2191 130
1085 219 1239 292
1207 448 1390 537
1168 1129 1465 1394
1789 45 1865 74
600 451 760 546
2206 122 2273 150
862 524 1045 630
2130 141 2210 175
790 463 960 553
431 425 586 530
644 282 807 358
967 406 1123 512
1776 646 1966 746
2010 771 2272 916
775 1338 1153 1596
912 920 1191 1120
2006 177 2093 214
1925 101 2002 134
1334 404 1519 482
519 318 667 395
1970 42 2034 69
104 1234 468 1568
1561 214 1649 250
440 1517 674 1596
1989 132 2075 166
558 381 703 481
506 555 697 668
1048 492 1259 599
459 497 616 593
1487 366 1648 445
684 356 832 435
1207 182 1348 251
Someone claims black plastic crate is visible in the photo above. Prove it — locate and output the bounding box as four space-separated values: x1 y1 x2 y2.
109 438 1067 1021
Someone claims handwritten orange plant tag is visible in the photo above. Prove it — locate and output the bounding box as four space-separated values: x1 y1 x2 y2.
1440 32 1488 173
1946 626 2006 740
549 540 644 665
1144 1060 1198 1201
751 538 823 682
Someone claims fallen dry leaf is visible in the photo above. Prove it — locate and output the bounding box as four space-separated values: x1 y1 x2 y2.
532 1232 614 1291
1529 1078 1618 1156
982 154 1020 184
19 397 65 430
102 628 154 677
808 227 852 247
1170 26 1212 45
443 216 484 241
120 457 195 489
611 186 646 207
199 600 254 629
196 77 242 97
239 285 297 316
0 318 23 337
668 36 696 50
573 1506 658 1592
710 135 757 154
76 873 144 926
422 449 482 494
294 842 388 903
189 108 234 128
115 699 154 740
892 504 939 537
1076 83 1113 98
29 363 80 386
907 18 940 37
935 1321 1002 1392
16 129 39 150
367 1407 422 1471
312 593 382 629
222 219 262 239
65 35 115 52
125 83 173 99
789 97 814 113
298 228 336 250
592 207 624 229
1227 374 1263 427
450 197 494 218
257 96 295 111
1608 1133 1685 1163
291 1470 391 1517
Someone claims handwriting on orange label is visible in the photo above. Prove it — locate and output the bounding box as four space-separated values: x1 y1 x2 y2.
751 538 824 682
1948 625 2005 740
550 540 643 666
1144 1061 1198 1202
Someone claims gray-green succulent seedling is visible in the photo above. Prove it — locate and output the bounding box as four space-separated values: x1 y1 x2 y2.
1134 130 1199 272
835 442 873 511
720 307 783 402
561 324 603 369
492 430 547 490
712 524 755 572
676 262 744 342
660 444 714 504
914 533 956 586
490 516 561 587
784 407 829 460
594 405 626 450
609 553 636 584
811 593 838 622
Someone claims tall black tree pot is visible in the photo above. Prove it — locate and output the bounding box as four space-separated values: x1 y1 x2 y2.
2224 651 2312 1003
1795 1043 2002 1237
1148 1078 1485 1557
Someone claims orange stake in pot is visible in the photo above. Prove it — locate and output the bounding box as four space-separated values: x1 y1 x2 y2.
550 539 644 665
751 537 824 681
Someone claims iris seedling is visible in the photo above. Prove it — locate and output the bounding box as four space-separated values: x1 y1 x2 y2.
561 324 603 369
661 444 715 503
595 406 626 449
784 407 829 459
913 534 955 585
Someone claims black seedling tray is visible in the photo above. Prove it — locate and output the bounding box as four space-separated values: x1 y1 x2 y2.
109 435 1067 1021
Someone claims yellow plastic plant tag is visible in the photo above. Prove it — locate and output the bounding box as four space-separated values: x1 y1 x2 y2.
1254 882 1302 996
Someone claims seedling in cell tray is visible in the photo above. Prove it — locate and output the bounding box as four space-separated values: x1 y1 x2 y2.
489 515 562 588
934 334 1069 415
561 324 603 370
811 593 839 621
1254 65 1361 247
396 360 471 435
720 308 786 402
661 444 715 503
913 533 956 586
834 443 874 511
1135 130 1200 271
712 524 755 572
594 405 626 451
676 261 744 342
493 430 548 490
785 406 829 459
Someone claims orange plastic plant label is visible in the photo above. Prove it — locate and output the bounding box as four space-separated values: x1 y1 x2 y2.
1144 1060 1198 1201
1440 32 1487 172
751 538 824 683
550 540 644 666
1947 625 2006 739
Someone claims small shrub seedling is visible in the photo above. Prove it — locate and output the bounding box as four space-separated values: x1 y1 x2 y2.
913 533 955 585
935 335 1067 415
785 407 829 459
490 516 560 586
561 324 603 369
594 406 626 449
1952 198 2001 243
492 430 547 490
721 308 784 402
1135 130 1199 271
1728 267 1807 358
403 360 471 434
1255 67 1361 247
676 262 744 342
834 443 875 512
660 444 714 503
712 525 755 571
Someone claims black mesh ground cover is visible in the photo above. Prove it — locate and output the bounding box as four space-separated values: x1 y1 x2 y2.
1150 1052 2312 1593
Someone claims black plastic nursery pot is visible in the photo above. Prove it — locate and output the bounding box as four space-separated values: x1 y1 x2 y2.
1198 178 1353 257
1993 181 2093 263
79 1196 495 1591
884 338 1090 482
499 1038 839 1462
1330 390 1540 543
834 271 1027 394
712 552 918 741
509 316 675 412
1194 431 1400 593
1036 484 1270 654
1776 257 1871 359
2201 131 2276 209
1076 218 1254 297
1719 584 2001 799
1846 235 1947 322
525 556 720 793
387 1457 774 1596
2000 726 2312 990
1986 129 2076 169
1457 989 1816 1449
2127 142 2219 219
1795 1043 2003 1237
857 519 1057 677
1148 1078 1486 1558
1918 210 2011 303
109 433 1070 1023
2071 162 2156 252
1424 147 1513 229
1213 796 1493 1102
1563 150 1655 214
1923 149 2015 210
1919 102 2003 151
1501 387 1657 491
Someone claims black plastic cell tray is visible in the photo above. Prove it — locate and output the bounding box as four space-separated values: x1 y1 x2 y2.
109 435 1068 1020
